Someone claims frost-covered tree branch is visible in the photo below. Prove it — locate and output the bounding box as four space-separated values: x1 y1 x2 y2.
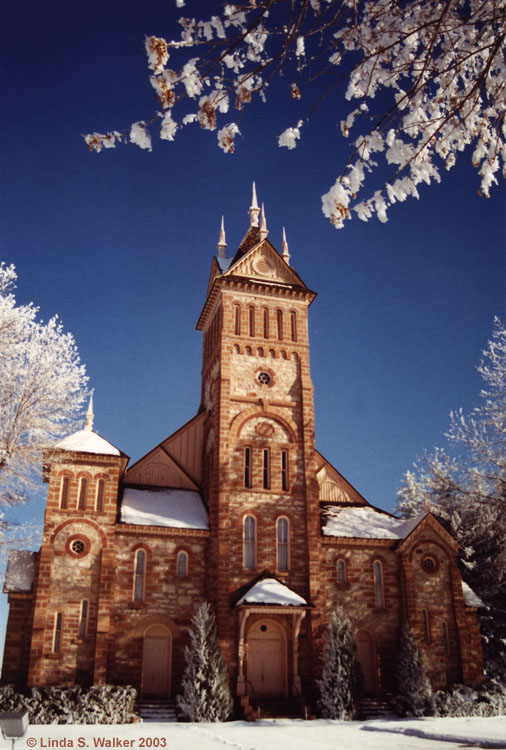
85 0 506 227
396 317 506 679
0 263 88 509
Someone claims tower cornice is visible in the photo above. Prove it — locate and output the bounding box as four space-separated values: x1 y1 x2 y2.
196 274 316 331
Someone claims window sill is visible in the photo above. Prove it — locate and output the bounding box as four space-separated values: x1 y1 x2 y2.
129 601 145 609
45 652 62 660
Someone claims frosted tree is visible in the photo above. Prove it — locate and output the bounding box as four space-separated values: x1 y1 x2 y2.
397 317 506 679
86 1 506 227
395 622 434 717
177 601 233 722
0 263 88 517
316 606 359 720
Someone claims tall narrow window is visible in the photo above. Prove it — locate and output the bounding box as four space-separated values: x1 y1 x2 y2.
374 561 384 608
78 477 88 511
442 622 450 655
290 311 297 342
95 479 105 511
422 609 431 642
263 448 270 490
243 515 256 569
277 517 289 571
59 476 69 509
177 551 188 577
244 447 252 488
53 612 63 652
276 309 283 340
249 306 255 337
79 600 89 639
234 304 241 335
281 450 288 491
337 559 347 583
263 308 269 339
133 549 146 602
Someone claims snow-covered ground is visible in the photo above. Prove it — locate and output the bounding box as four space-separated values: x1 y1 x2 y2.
3 717 505 750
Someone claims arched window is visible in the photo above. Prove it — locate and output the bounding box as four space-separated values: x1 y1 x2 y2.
290 311 297 342
78 477 88 511
53 612 63 652
249 306 255 337
374 561 384 608
95 479 105 511
276 309 283 341
244 446 252 488
177 551 188 577
263 308 269 339
422 608 431 642
277 517 289 571
442 621 450 655
337 559 347 583
281 450 288 491
133 549 146 602
243 515 256 569
79 600 89 639
234 304 241 335
59 476 70 509
263 448 270 490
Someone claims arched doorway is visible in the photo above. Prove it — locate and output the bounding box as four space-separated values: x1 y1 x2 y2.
356 629 377 695
142 624 172 697
246 619 286 699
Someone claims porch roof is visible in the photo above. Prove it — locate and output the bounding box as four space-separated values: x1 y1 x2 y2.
236 578 307 607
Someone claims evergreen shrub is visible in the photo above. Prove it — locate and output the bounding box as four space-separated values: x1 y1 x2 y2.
0 685 136 724
434 681 506 717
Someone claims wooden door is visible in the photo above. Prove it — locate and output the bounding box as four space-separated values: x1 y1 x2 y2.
247 620 286 698
142 625 171 696
356 629 377 695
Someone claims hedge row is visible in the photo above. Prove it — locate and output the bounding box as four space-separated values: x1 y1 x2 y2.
0 685 137 724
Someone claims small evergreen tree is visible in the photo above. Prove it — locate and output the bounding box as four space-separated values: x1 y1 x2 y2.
395 622 434 717
317 606 359 720
177 601 233 722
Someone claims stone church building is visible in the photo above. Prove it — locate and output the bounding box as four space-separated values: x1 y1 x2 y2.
2 188 484 713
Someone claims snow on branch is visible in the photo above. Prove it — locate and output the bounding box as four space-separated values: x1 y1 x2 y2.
85 0 506 227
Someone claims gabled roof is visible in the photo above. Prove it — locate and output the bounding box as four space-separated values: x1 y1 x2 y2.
197 235 316 331
53 429 125 457
125 412 204 489
120 487 209 530
323 506 426 540
316 450 370 506
236 578 307 607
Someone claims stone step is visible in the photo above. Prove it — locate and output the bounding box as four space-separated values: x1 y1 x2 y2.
360 698 397 720
137 701 178 723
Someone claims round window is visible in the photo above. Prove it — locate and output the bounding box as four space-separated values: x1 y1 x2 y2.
257 371 272 386
66 535 90 557
71 539 86 555
421 555 439 574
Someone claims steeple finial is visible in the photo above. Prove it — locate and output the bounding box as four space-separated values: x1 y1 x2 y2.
259 203 268 239
85 390 94 431
249 182 260 227
217 216 227 258
281 227 291 265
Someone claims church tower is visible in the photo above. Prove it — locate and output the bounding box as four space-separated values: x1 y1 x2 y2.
196 186 322 701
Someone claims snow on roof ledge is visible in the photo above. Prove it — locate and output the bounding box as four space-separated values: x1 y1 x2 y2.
53 429 121 456
462 581 485 608
4 550 36 593
323 506 426 540
236 578 307 607
121 487 209 530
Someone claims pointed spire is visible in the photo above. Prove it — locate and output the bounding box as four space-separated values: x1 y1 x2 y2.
249 182 260 227
281 227 291 265
259 203 268 239
84 390 94 431
217 215 227 257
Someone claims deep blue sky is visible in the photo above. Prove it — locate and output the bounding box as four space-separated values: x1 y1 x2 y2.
1 0 505 648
